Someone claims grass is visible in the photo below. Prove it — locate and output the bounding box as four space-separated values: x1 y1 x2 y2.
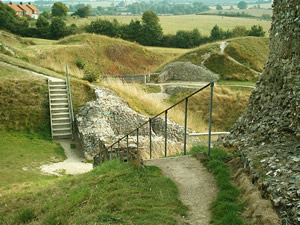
204 53 258 81
0 61 95 133
204 8 272 17
161 37 268 82
103 79 251 132
168 86 250 131
189 145 245 225
0 131 66 188
0 62 51 134
0 160 187 224
225 37 270 72
1 32 174 77
70 15 271 36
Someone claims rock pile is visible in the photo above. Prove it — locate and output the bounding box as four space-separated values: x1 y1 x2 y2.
224 0 300 224
76 86 185 161
158 62 218 83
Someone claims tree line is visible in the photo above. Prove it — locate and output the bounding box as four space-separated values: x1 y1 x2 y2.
0 2 265 48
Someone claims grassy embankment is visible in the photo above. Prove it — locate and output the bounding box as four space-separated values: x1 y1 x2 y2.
162 36 269 82
0 160 187 224
0 31 181 77
68 14 271 36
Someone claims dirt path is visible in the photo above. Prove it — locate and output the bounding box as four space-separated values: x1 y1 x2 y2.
145 156 217 225
40 139 93 176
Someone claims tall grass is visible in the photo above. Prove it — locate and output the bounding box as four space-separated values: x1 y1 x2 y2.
102 78 208 132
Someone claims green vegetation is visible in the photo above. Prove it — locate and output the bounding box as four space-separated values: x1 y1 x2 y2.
168 87 250 131
0 32 169 76
0 131 66 188
190 145 245 224
164 36 269 82
0 62 50 134
204 53 258 81
73 15 271 36
0 160 187 224
225 37 269 71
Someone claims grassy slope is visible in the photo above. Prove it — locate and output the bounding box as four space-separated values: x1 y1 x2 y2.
70 15 271 36
163 37 269 82
0 160 187 224
0 60 95 133
225 37 270 72
0 131 66 188
168 87 251 131
0 32 176 77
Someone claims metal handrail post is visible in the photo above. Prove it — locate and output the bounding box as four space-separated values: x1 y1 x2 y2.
110 146 112 160
149 119 152 159
136 128 139 155
208 82 214 156
164 111 168 157
126 135 129 162
184 98 188 155
118 141 120 160
65 64 75 140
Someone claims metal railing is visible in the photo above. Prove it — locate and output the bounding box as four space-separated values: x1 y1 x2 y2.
94 82 214 164
65 64 75 140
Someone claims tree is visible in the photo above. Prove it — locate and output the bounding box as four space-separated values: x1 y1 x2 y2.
232 26 248 37
73 6 90 18
0 2 29 36
50 17 67 39
51 2 69 17
86 19 119 37
36 16 50 38
121 19 143 43
248 25 265 37
210 25 224 40
141 11 163 46
237 1 248 9
216 5 223 10
41 10 51 19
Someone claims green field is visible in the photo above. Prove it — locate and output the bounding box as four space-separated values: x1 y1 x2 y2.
69 14 271 36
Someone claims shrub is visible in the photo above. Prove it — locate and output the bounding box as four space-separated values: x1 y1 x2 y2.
83 64 101 82
75 56 85 69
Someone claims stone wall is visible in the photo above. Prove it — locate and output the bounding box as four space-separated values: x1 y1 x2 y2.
76 86 185 161
224 1 299 224
158 62 219 83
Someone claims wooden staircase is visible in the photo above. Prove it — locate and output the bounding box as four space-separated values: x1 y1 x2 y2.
48 80 72 139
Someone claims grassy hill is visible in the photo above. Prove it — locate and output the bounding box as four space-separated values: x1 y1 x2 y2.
0 32 179 77
161 36 269 82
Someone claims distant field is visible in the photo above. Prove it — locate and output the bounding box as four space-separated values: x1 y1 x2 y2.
205 8 272 17
70 14 271 36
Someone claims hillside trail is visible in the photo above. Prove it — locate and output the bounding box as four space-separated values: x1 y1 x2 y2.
40 139 93 176
145 155 217 225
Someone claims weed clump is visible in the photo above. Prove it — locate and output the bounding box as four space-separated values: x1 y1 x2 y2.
83 64 101 83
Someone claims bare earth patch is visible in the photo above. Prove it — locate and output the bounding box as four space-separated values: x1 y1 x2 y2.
145 155 217 224
40 139 92 176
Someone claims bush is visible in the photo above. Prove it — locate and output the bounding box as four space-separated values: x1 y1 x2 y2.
76 56 85 69
83 64 101 82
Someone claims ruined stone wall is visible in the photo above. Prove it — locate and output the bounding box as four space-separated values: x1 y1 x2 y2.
224 1 299 223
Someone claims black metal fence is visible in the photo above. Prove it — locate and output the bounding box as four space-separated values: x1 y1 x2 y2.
93 82 214 165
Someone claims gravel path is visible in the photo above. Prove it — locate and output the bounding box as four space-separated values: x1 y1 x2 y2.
145 155 217 225
40 139 92 176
